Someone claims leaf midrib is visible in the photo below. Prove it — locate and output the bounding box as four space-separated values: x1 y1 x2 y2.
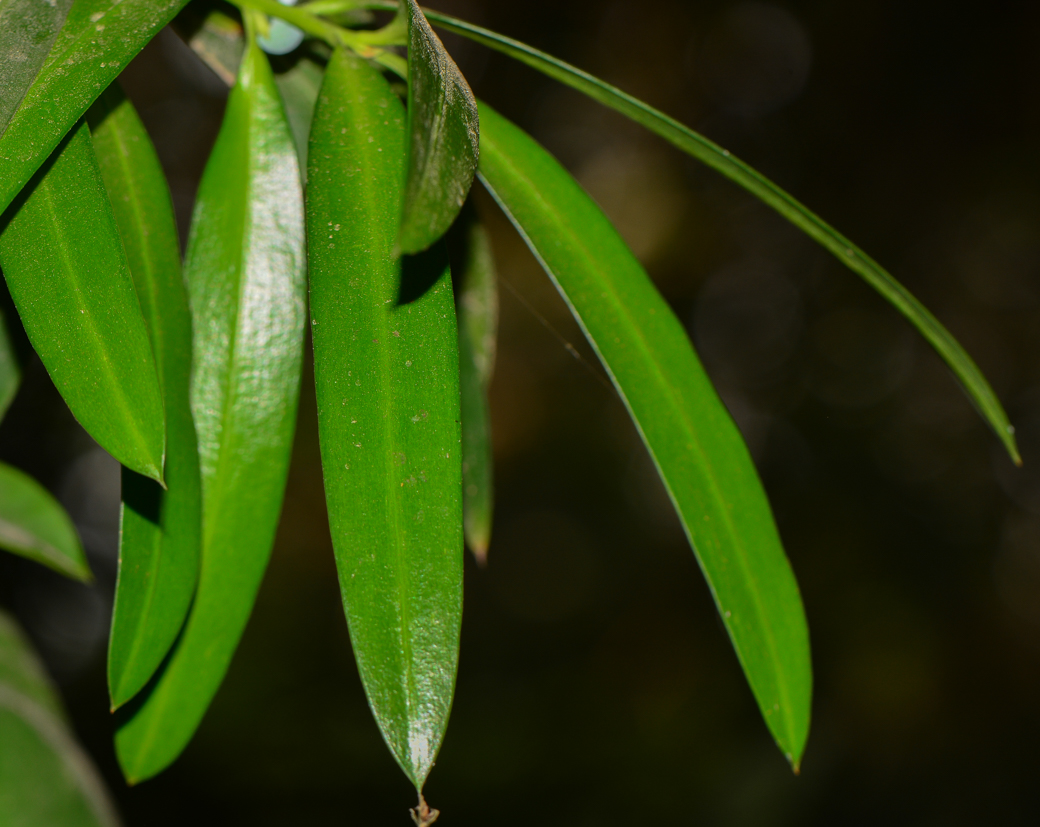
352 77 418 768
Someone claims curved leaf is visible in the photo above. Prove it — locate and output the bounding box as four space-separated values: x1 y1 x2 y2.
0 0 190 216
115 36 306 783
309 48 462 790
477 102 811 768
421 9 1020 465
87 86 202 711
0 461 88 582
0 610 121 827
398 0 479 254
448 208 497 563
0 0 73 135
0 120 166 482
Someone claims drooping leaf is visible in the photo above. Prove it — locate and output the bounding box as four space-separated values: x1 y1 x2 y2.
477 102 812 768
447 207 497 563
0 120 166 483
420 9 1020 465
0 461 88 582
0 610 121 826
0 0 74 136
115 36 306 783
0 0 191 216
398 0 479 254
87 86 202 711
309 48 462 790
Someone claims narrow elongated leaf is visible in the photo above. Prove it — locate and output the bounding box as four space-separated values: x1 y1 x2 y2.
87 86 202 711
420 10 1020 465
0 610 121 827
448 209 497 563
309 48 462 790
0 0 190 216
477 102 811 767
0 120 166 483
0 0 73 135
398 0 479 254
115 37 306 782
0 461 88 581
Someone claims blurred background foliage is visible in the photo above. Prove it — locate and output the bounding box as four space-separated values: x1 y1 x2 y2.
2 0 1040 822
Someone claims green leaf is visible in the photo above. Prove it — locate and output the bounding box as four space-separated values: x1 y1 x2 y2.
448 207 497 563
87 85 203 711
0 0 190 216
115 36 306 783
477 102 812 768
0 461 89 582
308 48 462 790
0 610 121 827
0 0 73 136
398 0 479 255
0 120 167 483
422 9 1021 466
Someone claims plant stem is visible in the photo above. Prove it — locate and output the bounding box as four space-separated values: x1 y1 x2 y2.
231 0 408 76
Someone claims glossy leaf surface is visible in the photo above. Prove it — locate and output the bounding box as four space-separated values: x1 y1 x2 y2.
0 0 190 216
0 462 88 582
423 9 1020 465
0 0 73 135
478 102 811 767
398 0 479 254
0 120 166 483
0 610 120 826
448 210 497 563
115 38 306 782
309 49 462 789
88 86 202 710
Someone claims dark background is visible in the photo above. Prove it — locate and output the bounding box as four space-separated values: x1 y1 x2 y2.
2 0 1040 823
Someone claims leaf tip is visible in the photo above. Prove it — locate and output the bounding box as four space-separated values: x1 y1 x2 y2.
108 683 130 713
71 560 95 584
395 219 433 257
1004 424 1023 466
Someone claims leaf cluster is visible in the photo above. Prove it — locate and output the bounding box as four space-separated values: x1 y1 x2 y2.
0 0 1021 820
